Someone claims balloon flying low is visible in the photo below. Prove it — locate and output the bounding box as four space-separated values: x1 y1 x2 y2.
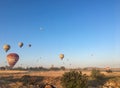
18 42 23 48
3 44 10 52
59 54 64 60
6 53 19 68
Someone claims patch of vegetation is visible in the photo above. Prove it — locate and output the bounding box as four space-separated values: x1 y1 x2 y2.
60 66 65 70
91 69 105 80
88 69 106 87
20 75 44 85
61 70 88 88
49 67 61 71
106 69 112 73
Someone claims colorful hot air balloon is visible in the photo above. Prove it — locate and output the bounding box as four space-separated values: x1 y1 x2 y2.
6 53 19 68
3 44 10 52
59 54 64 60
18 42 23 48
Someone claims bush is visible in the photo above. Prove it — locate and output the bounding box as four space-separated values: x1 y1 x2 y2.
20 75 44 85
91 69 105 80
60 66 65 70
49 67 60 71
61 70 88 88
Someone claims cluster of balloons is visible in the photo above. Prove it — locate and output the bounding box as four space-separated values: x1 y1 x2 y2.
3 42 31 53
3 42 31 68
18 42 31 48
3 41 65 68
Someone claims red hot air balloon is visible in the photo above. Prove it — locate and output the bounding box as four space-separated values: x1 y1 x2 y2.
6 53 19 68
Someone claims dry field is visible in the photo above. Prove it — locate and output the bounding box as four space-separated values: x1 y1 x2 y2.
0 70 120 88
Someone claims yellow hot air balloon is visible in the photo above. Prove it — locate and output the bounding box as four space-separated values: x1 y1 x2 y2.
3 44 10 52
18 42 23 48
6 53 19 68
59 54 64 60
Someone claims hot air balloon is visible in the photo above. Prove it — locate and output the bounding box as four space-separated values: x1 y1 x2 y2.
18 42 23 48
6 53 19 68
105 67 112 73
59 54 64 60
28 44 31 47
3 44 10 52
105 67 110 70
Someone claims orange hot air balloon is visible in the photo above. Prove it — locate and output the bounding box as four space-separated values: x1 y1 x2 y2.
6 53 19 68
18 42 23 48
59 54 64 60
3 44 10 52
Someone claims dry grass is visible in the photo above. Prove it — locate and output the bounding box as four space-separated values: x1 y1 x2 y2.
0 70 120 77
0 70 120 88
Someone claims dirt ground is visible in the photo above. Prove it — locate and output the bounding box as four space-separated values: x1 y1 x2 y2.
0 70 120 88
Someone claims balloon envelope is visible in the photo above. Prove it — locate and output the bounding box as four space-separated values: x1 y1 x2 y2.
28 44 31 47
3 44 10 52
59 54 64 60
6 53 19 68
105 67 110 70
18 42 23 48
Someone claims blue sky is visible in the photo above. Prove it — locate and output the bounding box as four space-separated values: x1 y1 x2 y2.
0 0 120 68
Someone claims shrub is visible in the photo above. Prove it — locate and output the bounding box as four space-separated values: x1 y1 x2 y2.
60 66 65 70
91 69 105 80
49 67 60 71
61 70 88 88
20 75 44 85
